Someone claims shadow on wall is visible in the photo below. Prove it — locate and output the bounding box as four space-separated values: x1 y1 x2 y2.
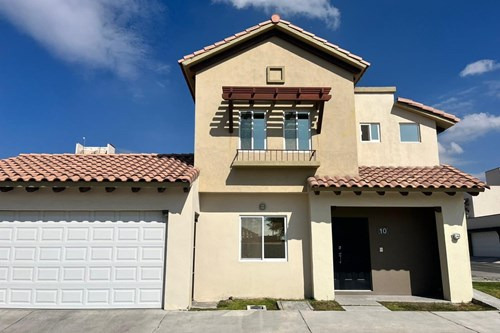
333 207 443 298
209 102 319 138
209 103 320 188
225 168 315 189
391 106 436 131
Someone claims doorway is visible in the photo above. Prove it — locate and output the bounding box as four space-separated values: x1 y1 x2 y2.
332 217 372 290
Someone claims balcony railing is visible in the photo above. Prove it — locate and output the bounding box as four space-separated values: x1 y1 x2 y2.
232 149 320 168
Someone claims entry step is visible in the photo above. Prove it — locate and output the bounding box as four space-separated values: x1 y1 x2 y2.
277 301 313 311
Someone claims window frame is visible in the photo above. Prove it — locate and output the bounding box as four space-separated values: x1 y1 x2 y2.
360 123 381 142
239 215 288 262
283 111 312 151
399 122 421 143
239 110 267 150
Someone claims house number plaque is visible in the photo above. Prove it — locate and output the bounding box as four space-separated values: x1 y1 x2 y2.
378 227 388 235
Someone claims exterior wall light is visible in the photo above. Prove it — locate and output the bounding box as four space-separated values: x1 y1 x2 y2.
259 203 266 211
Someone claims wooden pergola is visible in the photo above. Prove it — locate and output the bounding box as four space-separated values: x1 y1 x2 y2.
221 86 332 134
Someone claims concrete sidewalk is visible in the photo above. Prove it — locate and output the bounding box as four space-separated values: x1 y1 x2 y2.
1 308 500 333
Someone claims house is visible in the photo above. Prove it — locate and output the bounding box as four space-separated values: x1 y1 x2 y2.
466 168 500 257
0 15 487 310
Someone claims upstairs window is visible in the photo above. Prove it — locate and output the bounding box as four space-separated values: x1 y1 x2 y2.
360 123 380 142
240 111 266 150
399 123 420 142
240 216 287 261
284 112 311 150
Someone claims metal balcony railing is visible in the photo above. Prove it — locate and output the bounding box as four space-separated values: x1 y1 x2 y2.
233 149 317 163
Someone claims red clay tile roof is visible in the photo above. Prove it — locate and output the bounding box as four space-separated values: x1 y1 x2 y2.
0 154 199 184
178 16 370 67
308 165 487 191
397 97 460 123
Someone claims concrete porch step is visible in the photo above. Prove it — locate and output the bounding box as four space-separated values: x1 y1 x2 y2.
277 301 313 311
343 305 391 312
191 301 218 309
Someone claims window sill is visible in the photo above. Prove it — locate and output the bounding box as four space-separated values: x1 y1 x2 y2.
239 259 288 263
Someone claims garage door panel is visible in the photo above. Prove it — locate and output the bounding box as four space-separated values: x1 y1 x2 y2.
0 211 166 309
471 231 500 257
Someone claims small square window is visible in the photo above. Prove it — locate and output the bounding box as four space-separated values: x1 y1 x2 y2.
400 123 420 142
360 123 380 142
266 66 285 84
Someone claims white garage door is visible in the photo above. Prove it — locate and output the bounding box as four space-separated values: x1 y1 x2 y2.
0 211 166 309
471 231 500 257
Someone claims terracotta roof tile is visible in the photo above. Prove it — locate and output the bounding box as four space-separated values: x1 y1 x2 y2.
178 16 370 67
0 154 199 184
308 165 487 191
397 97 460 123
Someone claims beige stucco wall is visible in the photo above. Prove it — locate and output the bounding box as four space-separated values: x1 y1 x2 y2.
467 186 500 218
164 180 199 310
355 92 440 167
193 193 312 301
308 191 472 303
0 184 198 310
194 36 359 193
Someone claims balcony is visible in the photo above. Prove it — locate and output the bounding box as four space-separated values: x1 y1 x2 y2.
232 149 320 168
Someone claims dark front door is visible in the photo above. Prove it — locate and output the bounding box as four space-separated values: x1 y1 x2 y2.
332 218 372 290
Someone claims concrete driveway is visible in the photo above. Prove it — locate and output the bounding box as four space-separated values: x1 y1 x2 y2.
1 309 500 333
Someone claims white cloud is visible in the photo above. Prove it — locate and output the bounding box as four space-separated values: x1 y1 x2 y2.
214 0 341 29
485 80 500 99
432 97 474 114
460 59 500 77
0 0 159 79
438 113 500 165
438 142 464 165
440 112 500 143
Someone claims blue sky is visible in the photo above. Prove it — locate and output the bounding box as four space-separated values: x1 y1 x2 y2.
0 0 499 179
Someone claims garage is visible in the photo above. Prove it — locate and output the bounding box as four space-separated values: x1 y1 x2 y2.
471 231 500 257
0 210 167 309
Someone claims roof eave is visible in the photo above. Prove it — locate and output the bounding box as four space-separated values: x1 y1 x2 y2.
309 186 487 193
0 180 193 188
395 102 458 130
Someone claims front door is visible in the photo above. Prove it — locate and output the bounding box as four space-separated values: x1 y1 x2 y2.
332 218 372 290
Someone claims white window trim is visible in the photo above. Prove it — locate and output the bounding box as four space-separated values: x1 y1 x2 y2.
239 215 288 262
239 111 267 150
399 122 421 143
360 123 381 142
282 111 312 151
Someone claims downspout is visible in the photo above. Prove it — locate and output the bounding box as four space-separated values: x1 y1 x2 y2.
191 212 200 302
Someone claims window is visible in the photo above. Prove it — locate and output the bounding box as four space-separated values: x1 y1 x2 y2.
240 111 266 149
284 112 311 150
240 216 287 261
399 123 420 142
360 123 380 142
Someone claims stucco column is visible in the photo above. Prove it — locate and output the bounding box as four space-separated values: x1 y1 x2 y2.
308 194 335 300
164 186 197 310
435 196 473 303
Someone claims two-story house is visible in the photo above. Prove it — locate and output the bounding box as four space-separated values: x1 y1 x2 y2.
0 15 487 310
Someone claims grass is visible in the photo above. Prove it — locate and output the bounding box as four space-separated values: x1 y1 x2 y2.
380 301 495 311
473 282 500 299
309 300 344 311
216 298 279 310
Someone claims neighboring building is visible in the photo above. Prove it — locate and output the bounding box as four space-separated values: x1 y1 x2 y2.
0 15 487 310
466 168 500 257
